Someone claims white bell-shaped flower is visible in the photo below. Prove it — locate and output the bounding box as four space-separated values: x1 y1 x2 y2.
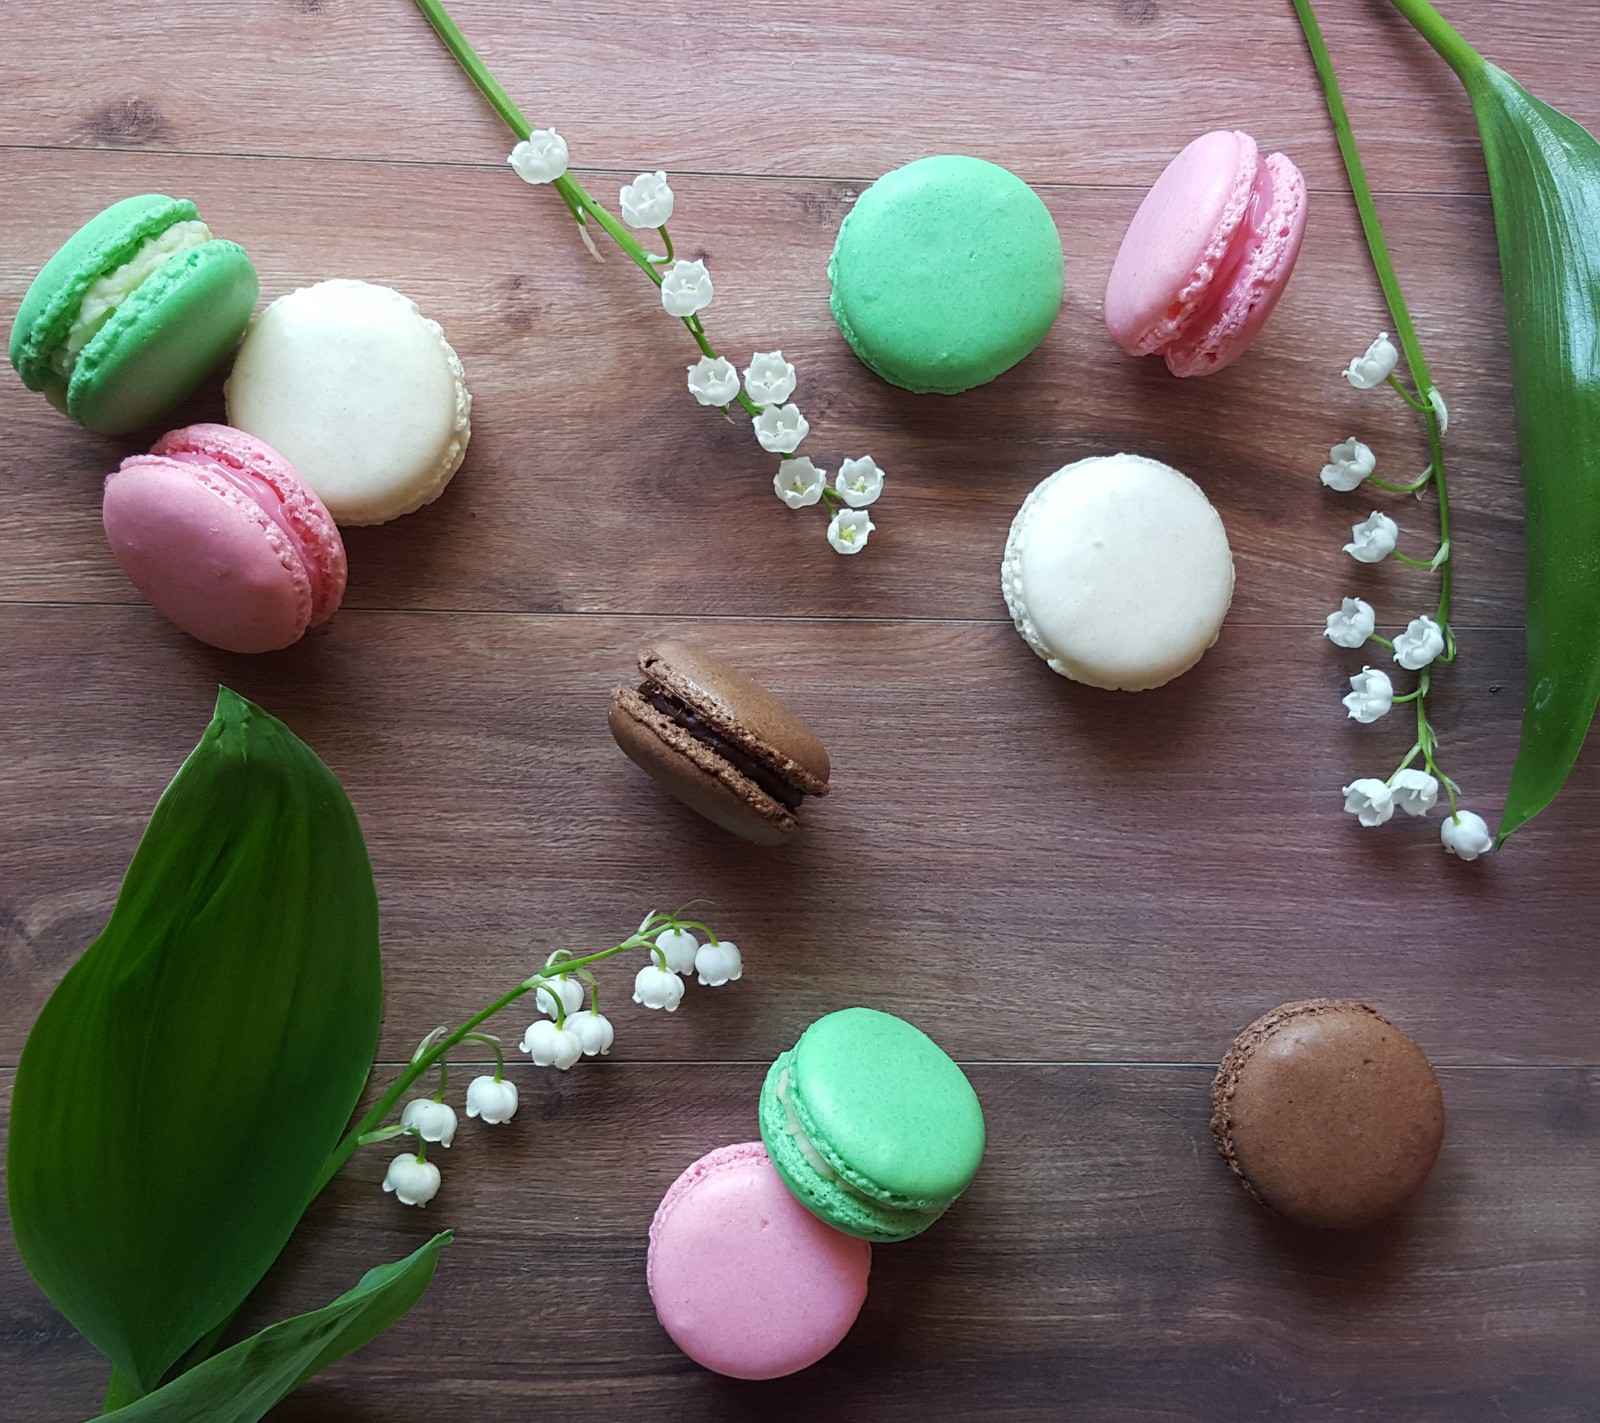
835 456 884 508
508 129 569 184
654 927 700 975
1342 666 1394 724
827 508 874 555
382 1153 441 1207
753 403 809 454
1441 809 1494 860
1393 615 1446 671
694 940 743 987
465 1075 520 1124
536 974 586 1020
399 1097 458 1147
569 1009 616 1056
620 170 675 228
1343 332 1399 389
774 457 827 509
633 963 686 1012
521 1018 584 1069
1320 438 1377 491
1391 769 1440 818
1341 778 1395 827
743 351 798 406
1323 597 1376 649
660 260 713 318
687 356 741 407
1345 511 1398 564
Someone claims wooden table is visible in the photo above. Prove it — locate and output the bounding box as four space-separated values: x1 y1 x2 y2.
4 1 1598 1417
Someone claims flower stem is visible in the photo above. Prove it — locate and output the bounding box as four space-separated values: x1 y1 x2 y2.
410 0 762 422
317 925 664 1191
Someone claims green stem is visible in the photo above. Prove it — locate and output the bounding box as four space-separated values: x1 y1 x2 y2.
410 0 763 421
1388 374 1429 410
1385 0 1485 81
316 930 655 1191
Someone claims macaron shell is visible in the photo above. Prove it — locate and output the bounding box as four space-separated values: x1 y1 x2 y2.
67 241 259 436
640 639 830 796
829 155 1064 395
1001 454 1235 691
104 456 315 653
9 194 197 394
647 1142 871 1380
150 423 347 626
759 1053 939 1243
1104 130 1258 356
1211 1000 1446 1229
608 688 797 845
785 1007 985 1211
1162 152 1308 378
225 279 471 525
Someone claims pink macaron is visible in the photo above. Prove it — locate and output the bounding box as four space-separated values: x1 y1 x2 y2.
647 1142 871 1380
1105 130 1308 377
104 423 347 654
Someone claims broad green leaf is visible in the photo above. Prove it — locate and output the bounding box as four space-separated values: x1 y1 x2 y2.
94 1234 449 1423
7 688 383 1393
1392 0 1600 842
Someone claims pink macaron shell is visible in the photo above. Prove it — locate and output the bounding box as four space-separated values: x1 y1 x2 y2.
1104 130 1260 356
647 1142 871 1380
105 456 316 654
150 423 347 625
1162 151 1308 378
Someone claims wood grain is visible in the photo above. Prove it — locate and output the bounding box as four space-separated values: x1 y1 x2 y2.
6 1064 1600 1422
4 0 1600 1416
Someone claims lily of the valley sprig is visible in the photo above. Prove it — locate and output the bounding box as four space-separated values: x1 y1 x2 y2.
415 0 883 555
1320 334 1490 860
348 909 742 1208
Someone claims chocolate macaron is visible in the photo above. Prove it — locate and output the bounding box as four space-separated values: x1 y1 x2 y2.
609 640 830 845
1210 999 1445 1229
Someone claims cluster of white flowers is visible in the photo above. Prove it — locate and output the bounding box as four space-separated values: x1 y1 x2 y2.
1322 334 1490 860
632 925 742 1011
507 132 885 555
381 914 742 1207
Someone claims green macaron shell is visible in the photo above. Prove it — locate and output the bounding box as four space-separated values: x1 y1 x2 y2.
66 240 259 436
828 155 1063 395
759 1053 939 1243
758 1007 985 1242
9 194 198 398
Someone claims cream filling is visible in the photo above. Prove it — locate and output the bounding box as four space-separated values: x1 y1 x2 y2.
775 1067 937 1216
51 220 213 379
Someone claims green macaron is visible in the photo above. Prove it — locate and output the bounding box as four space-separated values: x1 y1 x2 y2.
758 1007 985 1243
9 194 259 435
828 154 1063 395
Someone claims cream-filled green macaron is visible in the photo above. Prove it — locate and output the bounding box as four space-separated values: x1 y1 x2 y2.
226 279 470 525
1001 454 1235 690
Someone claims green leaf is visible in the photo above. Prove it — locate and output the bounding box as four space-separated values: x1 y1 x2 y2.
94 1234 449 1423
6 688 383 1393
1392 0 1600 842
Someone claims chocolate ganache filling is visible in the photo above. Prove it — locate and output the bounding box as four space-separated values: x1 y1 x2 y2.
641 687 806 810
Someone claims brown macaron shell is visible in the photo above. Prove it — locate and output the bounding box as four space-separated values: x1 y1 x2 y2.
609 687 799 846
639 640 831 796
1211 999 1445 1229
608 639 830 846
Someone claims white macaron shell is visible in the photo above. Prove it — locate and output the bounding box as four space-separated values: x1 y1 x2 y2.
1001 454 1235 691
225 279 470 525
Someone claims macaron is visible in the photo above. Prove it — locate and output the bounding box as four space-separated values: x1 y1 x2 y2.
609 639 830 846
829 155 1064 395
1105 130 1307 377
103 423 346 654
225 279 471 525
648 1142 871 1380
1001 453 1235 691
1211 1000 1446 1229
9 194 259 435
758 1008 985 1243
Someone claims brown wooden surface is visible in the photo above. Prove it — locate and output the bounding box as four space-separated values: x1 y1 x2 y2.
2 0 1598 1418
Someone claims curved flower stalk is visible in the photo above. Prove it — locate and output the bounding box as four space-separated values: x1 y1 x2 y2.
413 0 883 555
1293 0 1493 858
342 909 741 1205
